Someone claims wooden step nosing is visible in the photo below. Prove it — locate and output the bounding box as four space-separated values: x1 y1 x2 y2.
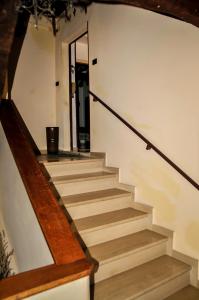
53 173 118 185
63 192 132 208
96 238 168 266
132 269 191 300
77 213 149 234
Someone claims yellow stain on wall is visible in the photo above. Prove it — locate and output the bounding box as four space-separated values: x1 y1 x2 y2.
141 182 176 223
132 167 176 223
186 222 199 252
148 162 181 198
30 26 53 53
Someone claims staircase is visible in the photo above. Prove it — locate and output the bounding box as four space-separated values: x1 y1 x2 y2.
42 154 198 300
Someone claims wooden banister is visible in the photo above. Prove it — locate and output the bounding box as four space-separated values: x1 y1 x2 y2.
9 100 41 155
0 259 91 299
89 91 199 191
0 99 93 299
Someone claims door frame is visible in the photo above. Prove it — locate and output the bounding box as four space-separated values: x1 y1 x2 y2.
68 31 88 151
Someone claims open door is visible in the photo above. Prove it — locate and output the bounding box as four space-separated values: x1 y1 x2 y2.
69 33 90 152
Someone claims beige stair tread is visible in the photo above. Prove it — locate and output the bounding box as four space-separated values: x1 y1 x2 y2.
74 208 147 232
62 188 130 207
52 171 116 183
165 285 199 300
94 255 191 300
43 157 103 165
89 229 167 264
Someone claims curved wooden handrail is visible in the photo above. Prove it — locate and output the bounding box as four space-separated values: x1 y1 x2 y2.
0 99 92 299
89 91 199 191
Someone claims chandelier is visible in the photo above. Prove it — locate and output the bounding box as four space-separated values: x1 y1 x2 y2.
17 0 86 35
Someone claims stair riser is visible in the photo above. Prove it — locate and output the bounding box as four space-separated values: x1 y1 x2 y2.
46 160 104 177
66 195 133 219
79 215 151 246
55 177 118 196
94 241 167 282
135 271 190 300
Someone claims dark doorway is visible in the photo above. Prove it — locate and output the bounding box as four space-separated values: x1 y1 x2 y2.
69 33 90 152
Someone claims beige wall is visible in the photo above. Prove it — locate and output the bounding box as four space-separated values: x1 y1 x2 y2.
76 40 88 63
26 276 90 300
88 4 199 265
12 21 56 150
0 124 53 273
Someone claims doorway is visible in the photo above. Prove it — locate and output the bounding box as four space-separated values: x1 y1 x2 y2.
69 32 90 152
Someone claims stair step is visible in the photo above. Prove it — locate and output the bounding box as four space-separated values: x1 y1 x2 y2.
90 229 167 264
165 285 199 300
53 172 118 197
63 188 133 218
44 158 104 176
89 229 168 282
94 255 191 300
75 207 146 232
63 188 130 207
44 157 103 166
74 208 150 246
52 171 116 184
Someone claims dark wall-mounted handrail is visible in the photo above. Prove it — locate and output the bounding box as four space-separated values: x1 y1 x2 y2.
89 91 199 191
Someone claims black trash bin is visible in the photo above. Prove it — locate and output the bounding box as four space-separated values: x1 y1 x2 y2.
46 127 59 155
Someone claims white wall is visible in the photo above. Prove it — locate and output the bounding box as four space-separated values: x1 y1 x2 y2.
0 124 53 272
12 21 56 150
26 276 90 300
88 4 199 264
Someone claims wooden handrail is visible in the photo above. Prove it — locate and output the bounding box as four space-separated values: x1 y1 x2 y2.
0 259 91 300
0 99 92 299
10 100 41 155
89 91 199 191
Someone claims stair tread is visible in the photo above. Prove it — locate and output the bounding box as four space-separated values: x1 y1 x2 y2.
74 208 147 232
89 229 167 264
42 156 102 165
165 285 199 300
94 255 191 300
52 171 116 183
62 188 130 207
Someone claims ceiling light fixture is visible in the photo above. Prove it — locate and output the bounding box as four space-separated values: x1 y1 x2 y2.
17 0 85 35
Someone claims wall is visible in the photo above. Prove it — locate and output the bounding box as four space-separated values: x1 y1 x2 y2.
76 39 88 63
88 4 199 265
0 124 53 272
26 276 90 300
12 20 56 150
56 3 199 269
